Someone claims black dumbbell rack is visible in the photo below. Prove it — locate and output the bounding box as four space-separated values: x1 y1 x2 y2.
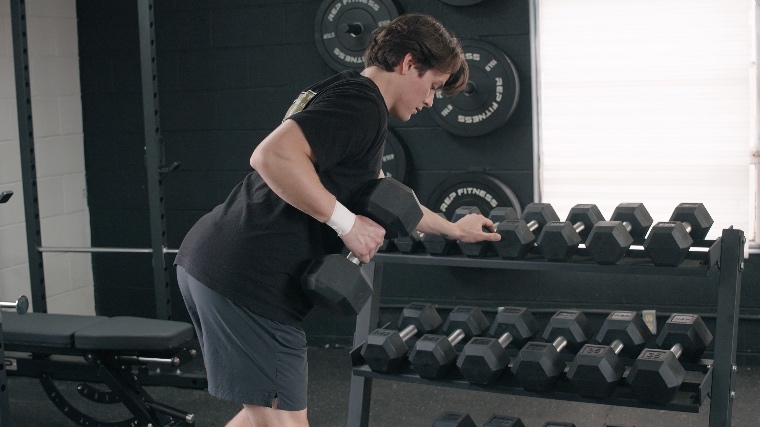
347 228 744 427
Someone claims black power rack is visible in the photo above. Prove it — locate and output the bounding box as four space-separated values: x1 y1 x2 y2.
347 228 744 427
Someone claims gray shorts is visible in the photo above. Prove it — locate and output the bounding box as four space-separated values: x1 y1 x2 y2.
176 265 308 411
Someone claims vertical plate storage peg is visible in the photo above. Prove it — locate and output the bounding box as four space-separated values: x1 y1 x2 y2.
314 0 400 71
431 39 520 137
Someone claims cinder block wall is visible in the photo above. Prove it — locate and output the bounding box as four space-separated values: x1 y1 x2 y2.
0 0 93 314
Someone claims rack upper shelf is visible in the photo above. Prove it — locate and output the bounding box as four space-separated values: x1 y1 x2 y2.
371 241 719 277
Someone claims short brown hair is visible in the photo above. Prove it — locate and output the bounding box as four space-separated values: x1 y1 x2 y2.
364 13 468 96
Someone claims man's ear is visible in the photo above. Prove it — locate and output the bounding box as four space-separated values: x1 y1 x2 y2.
399 53 415 75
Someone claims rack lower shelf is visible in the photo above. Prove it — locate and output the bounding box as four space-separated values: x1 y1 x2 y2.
352 363 713 414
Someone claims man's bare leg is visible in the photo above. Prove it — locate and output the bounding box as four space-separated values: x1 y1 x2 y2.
225 409 249 427
225 398 308 427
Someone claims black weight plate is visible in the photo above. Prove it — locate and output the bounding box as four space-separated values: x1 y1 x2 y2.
382 130 409 183
431 40 520 137
439 0 487 5
314 0 400 72
428 173 522 220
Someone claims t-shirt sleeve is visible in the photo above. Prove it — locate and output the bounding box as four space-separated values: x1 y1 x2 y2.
289 85 384 173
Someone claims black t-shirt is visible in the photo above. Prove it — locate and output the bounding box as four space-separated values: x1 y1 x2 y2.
175 70 387 328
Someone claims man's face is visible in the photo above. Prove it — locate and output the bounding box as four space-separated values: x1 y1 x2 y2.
390 64 450 122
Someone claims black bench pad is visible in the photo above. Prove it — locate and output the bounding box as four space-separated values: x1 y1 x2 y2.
75 316 194 351
3 312 108 347
3 313 194 352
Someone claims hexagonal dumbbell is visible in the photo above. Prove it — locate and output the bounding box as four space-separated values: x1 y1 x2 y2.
361 302 443 374
302 178 423 315
511 310 593 392
448 206 483 255
456 207 519 257
420 213 458 255
420 208 476 256
537 204 605 261
493 203 560 259
395 205 486 253
432 412 477 427
456 307 540 386
567 311 652 398
483 415 526 427
352 177 424 238
585 203 653 265
627 313 714 405
393 230 425 253
432 412 527 427
377 238 397 252
408 306 490 380
643 203 714 267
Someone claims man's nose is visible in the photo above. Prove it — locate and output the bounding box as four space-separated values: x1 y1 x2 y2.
424 90 435 107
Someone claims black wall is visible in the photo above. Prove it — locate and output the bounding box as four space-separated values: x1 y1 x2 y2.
76 0 760 362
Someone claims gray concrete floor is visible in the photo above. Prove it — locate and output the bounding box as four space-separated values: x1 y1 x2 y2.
7 346 760 426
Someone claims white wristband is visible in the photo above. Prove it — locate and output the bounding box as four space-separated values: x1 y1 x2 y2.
326 200 356 236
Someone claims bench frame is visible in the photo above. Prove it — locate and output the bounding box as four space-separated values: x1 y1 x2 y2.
3 320 199 427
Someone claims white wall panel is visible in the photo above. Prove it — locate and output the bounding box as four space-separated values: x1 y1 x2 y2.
536 0 754 241
0 0 92 314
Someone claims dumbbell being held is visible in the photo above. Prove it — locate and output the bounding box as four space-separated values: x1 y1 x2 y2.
304 177 499 315
302 178 423 316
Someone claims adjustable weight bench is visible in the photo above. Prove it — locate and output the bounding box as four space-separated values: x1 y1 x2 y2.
3 312 199 426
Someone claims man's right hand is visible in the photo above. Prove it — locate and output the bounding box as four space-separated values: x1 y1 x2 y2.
341 215 386 264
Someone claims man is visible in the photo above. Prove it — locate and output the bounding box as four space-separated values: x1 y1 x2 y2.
175 13 501 427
